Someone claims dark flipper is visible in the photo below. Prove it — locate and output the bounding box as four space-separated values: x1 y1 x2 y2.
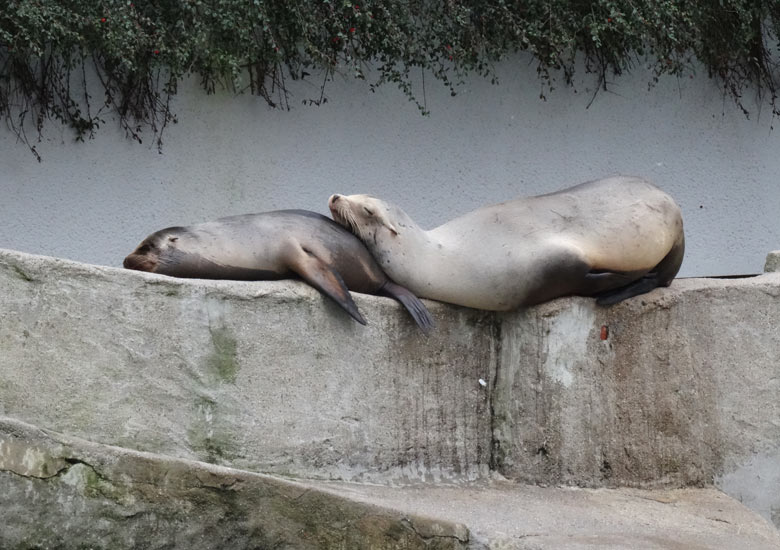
582 271 638 294
594 274 662 306
289 249 367 325
592 230 685 306
379 281 435 334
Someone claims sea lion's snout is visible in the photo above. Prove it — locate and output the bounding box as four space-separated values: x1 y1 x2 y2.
123 253 158 272
123 241 159 272
328 194 347 221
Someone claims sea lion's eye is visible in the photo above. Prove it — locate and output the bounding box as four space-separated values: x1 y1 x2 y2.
168 236 178 243
364 207 374 216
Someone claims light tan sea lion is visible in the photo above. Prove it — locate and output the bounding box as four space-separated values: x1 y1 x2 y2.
328 176 684 309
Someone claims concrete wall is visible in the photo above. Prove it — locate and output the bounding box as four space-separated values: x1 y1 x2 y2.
2 58 779 277
492 280 780 496
1 248 779 529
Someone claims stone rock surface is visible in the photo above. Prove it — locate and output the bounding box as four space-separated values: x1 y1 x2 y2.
0 248 493 483
1 248 780 533
0 416 467 550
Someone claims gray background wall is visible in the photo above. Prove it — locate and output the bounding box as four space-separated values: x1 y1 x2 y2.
2 58 778 277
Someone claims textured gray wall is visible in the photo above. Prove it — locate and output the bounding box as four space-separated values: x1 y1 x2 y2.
1 58 778 276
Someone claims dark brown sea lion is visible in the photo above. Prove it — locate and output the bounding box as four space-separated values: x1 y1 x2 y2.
124 210 434 331
329 176 685 309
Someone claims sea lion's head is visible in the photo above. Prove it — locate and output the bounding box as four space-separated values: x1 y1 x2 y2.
123 227 187 272
328 194 399 243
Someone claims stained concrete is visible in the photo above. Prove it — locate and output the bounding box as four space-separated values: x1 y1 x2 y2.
492 276 780 492
1 247 780 536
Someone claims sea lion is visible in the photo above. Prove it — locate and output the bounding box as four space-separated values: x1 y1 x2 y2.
123 210 434 331
328 176 684 310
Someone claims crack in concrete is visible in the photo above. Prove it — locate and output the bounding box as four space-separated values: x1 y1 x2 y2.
194 472 240 490
292 488 312 501
0 455 105 483
0 462 70 480
10 263 37 282
400 516 470 544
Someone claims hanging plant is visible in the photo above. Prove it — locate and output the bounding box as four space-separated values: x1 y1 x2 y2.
1 0 778 160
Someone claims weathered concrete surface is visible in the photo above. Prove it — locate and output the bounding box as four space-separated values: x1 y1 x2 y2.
1 248 780 530
313 479 780 549
491 274 780 529
0 416 468 549
3 416 777 550
765 250 780 272
0 248 494 483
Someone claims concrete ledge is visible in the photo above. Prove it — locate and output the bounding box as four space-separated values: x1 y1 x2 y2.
1 248 779 529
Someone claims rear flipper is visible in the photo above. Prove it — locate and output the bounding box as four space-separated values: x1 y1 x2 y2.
591 231 685 306
582 271 638 294
594 273 663 306
379 281 435 334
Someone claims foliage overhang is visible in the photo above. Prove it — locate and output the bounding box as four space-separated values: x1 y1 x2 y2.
1 0 779 158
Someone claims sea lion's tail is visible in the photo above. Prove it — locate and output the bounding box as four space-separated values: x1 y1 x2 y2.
379 281 435 334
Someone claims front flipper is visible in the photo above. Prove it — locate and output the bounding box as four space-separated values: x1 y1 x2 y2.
378 281 435 334
288 248 366 325
594 273 662 306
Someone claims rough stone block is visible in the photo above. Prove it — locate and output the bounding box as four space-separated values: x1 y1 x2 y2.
0 248 494 482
